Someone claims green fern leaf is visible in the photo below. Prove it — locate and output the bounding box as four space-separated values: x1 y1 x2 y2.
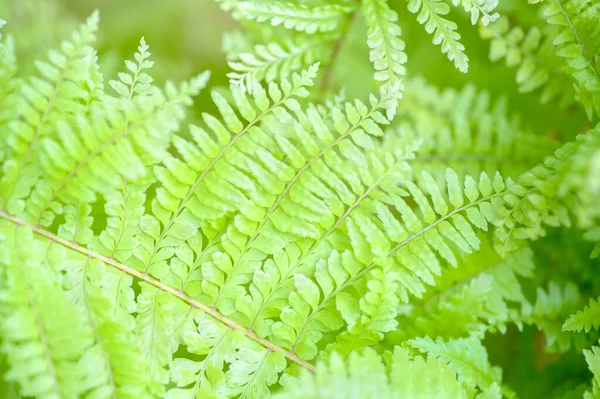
563 296 600 332
362 0 407 119
406 0 469 72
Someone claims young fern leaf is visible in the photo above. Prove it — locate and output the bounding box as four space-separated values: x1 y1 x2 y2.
406 0 469 72
362 0 407 120
563 296 600 332
480 17 576 106
235 1 355 34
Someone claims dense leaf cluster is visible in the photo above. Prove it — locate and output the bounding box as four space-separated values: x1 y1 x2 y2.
0 0 599 398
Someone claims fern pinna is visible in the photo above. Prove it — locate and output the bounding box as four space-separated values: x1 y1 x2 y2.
0 0 599 397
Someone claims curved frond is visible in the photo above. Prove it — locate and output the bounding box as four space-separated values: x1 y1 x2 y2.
362 0 407 119
406 0 469 72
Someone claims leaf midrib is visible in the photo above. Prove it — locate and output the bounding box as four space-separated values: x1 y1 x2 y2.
0 209 317 374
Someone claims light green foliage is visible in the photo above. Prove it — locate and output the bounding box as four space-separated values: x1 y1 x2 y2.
234 1 354 34
480 17 576 107
274 347 473 398
362 0 407 119
563 296 600 332
0 0 599 398
537 0 600 119
584 342 600 399
406 0 469 72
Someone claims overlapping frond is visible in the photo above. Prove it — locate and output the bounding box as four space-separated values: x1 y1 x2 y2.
19 38 208 227
260 168 509 363
390 242 534 342
391 78 559 181
409 336 507 395
0 226 131 399
274 347 473 398
1 6 599 399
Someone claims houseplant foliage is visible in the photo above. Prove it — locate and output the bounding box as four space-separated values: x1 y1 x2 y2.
0 0 599 397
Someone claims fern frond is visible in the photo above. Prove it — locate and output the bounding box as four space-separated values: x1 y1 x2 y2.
409 336 507 394
274 347 472 398
406 0 469 72
0 20 18 131
174 94 402 319
0 227 106 398
537 0 600 118
135 283 190 396
134 65 317 278
494 124 600 254
362 0 407 119
525 281 585 352
263 169 508 362
0 11 100 214
60 252 151 398
480 17 576 106
227 37 330 92
451 0 499 25
584 342 600 399
18 39 209 227
390 242 534 342
392 78 559 180
235 1 355 34
563 296 600 332
237 148 415 337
